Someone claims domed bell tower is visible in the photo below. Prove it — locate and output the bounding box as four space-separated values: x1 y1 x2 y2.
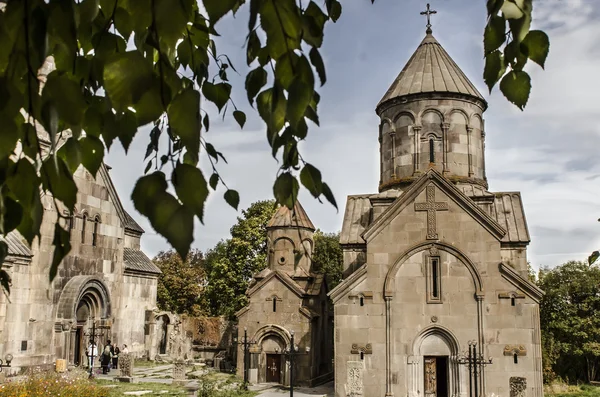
376 7 488 192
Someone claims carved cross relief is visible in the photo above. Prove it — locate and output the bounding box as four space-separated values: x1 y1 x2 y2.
415 184 448 240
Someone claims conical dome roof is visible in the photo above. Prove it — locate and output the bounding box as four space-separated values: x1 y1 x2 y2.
377 33 484 110
267 201 315 230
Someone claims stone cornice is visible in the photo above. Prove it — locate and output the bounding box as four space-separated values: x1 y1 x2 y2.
328 264 368 304
498 263 544 303
376 92 487 116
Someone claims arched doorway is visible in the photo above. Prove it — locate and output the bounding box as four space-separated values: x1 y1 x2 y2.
411 326 461 397
55 276 111 366
251 325 291 385
156 315 170 355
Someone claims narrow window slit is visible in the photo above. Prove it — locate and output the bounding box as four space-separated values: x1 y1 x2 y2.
429 138 435 163
360 351 364 360
511 296 516 306
513 353 518 364
272 297 277 312
359 296 364 307
432 258 439 299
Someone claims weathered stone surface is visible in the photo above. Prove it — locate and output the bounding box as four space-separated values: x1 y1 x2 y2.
510 377 527 397
119 353 134 378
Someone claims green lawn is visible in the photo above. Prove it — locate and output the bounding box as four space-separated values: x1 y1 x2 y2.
96 379 187 396
547 384 600 397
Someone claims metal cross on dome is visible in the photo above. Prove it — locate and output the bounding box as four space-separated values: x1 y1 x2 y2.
420 3 437 34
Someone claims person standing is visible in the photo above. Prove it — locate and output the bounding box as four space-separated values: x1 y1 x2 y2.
108 340 115 371
87 341 98 369
122 344 129 354
100 344 112 374
112 342 120 369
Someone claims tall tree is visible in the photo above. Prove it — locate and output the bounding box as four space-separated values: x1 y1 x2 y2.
154 249 206 316
204 200 277 318
0 0 549 293
538 261 600 383
313 230 343 289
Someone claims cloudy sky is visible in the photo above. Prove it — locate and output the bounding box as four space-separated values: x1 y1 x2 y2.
106 0 600 270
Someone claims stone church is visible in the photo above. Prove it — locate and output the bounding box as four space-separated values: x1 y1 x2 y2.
0 58 161 371
236 202 333 386
329 26 544 397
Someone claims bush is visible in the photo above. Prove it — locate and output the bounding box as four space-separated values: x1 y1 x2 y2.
0 369 109 397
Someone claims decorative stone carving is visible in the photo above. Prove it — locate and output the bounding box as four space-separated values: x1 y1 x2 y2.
346 361 363 396
414 184 448 240
119 353 133 378
428 245 439 256
510 377 527 397
172 361 186 384
430 316 438 323
350 344 372 355
504 345 527 356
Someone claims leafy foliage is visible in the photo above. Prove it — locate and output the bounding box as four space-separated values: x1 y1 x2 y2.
483 0 550 109
312 230 343 289
0 0 547 294
154 249 206 316
538 261 600 383
204 200 277 319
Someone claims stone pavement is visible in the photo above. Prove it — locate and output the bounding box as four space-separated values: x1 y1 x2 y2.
254 381 334 397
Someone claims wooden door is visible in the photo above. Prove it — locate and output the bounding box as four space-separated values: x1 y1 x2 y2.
266 354 281 383
424 357 437 397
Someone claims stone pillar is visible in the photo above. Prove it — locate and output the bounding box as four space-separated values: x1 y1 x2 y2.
385 297 392 396
390 131 397 179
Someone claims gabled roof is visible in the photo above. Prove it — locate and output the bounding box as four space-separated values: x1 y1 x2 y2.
340 195 372 245
362 169 506 243
246 270 306 299
267 201 315 231
123 248 161 275
377 33 485 111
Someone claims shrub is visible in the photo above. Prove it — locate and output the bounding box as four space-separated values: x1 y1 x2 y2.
0 369 109 397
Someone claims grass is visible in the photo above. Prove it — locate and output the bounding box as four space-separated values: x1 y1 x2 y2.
546 384 600 397
95 379 187 396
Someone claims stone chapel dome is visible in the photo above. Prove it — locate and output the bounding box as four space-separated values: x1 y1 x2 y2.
376 32 489 192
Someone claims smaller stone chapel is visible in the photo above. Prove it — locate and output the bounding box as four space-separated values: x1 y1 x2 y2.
328 11 545 397
236 202 333 386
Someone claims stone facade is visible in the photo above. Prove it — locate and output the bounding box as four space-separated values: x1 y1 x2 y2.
0 161 160 371
330 31 544 397
236 202 333 386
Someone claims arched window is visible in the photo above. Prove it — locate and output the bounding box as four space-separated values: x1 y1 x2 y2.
92 216 101 246
81 214 87 244
429 138 435 163
511 296 516 307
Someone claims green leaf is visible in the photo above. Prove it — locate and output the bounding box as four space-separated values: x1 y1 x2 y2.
302 2 327 48
42 72 86 127
177 38 193 68
172 163 209 222
202 82 231 112
287 79 312 128
79 135 105 177
300 163 323 198
0 112 21 159
521 30 550 69
57 137 83 174
154 0 192 54
224 189 240 210
257 87 286 132
483 50 506 92
326 0 342 22
260 0 302 59
233 110 246 129
484 15 506 55
203 0 238 23
0 268 11 296
309 48 326 86
487 0 504 16
499 70 531 110
209 173 219 190
49 223 72 282
168 87 201 165
2 196 23 235
589 251 600 266
321 182 337 209
205 143 218 162
41 158 78 211
131 172 194 259
115 110 138 152
245 67 267 105
273 172 299 209
104 51 155 112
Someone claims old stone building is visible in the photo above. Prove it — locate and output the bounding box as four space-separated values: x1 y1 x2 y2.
329 26 544 397
0 142 160 370
236 202 333 386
